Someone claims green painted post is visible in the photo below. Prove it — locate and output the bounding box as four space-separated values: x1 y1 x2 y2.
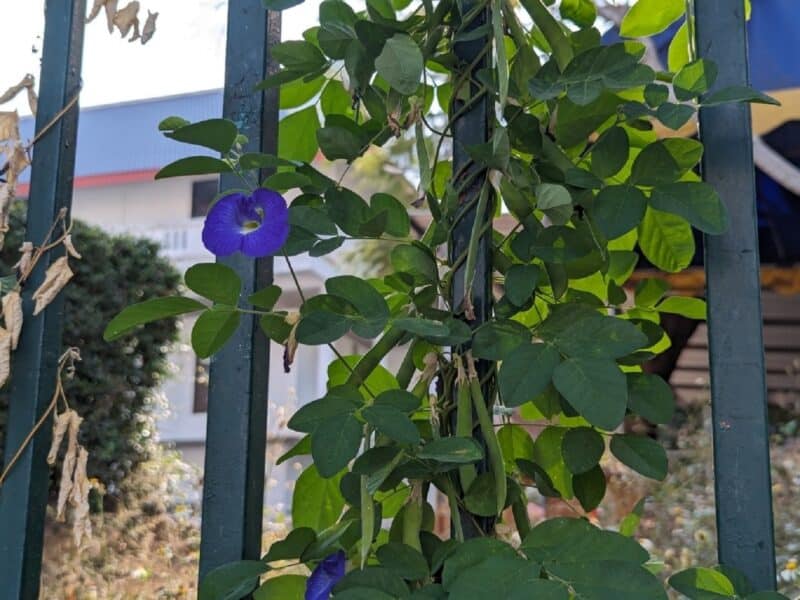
0 1 86 597
198 0 281 582
449 0 493 538
694 1 777 587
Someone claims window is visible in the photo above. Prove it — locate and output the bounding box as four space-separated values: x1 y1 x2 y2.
191 179 218 218
193 357 210 413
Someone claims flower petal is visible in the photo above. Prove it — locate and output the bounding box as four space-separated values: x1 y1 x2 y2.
305 550 345 600
240 188 289 257
201 193 247 256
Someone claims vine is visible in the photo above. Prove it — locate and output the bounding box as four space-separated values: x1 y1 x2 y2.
106 0 785 598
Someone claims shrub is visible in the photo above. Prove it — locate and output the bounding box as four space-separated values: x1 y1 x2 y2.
0 203 181 501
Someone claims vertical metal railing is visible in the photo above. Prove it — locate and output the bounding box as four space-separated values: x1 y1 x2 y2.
694 1 777 588
198 0 281 581
0 1 87 598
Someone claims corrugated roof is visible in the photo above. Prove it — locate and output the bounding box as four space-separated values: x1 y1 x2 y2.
19 89 223 182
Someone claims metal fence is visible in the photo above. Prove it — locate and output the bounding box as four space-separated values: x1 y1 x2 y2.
0 0 777 596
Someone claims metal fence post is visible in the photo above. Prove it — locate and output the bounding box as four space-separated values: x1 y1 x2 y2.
449 0 493 538
198 0 281 581
0 0 86 597
694 1 777 587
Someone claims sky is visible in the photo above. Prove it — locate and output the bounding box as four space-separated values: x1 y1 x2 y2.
0 0 321 116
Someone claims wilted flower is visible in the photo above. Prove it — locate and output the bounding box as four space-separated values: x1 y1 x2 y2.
201 189 288 258
306 550 345 600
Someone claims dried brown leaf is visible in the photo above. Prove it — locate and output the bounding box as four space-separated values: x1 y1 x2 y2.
5 143 30 187
0 327 10 388
14 241 34 276
48 410 73 465
2 290 23 350
141 10 157 44
56 410 82 520
0 182 12 251
86 0 106 22
63 234 82 259
0 111 20 143
70 446 92 547
0 75 35 106
26 84 38 115
104 0 118 33
128 17 141 42
32 256 73 316
113 1 140 38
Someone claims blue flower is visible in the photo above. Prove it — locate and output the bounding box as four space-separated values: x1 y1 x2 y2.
306 550 346 600
201 188 289 258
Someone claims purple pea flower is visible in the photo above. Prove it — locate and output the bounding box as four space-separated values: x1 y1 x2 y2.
306 550 346 600
201 188 289 258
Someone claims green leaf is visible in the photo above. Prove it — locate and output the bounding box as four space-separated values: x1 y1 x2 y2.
104 297 205 340
620 0 684 38
498 425 535 473
375 34 423 95
668 21 690 72
504 264 541 307
656 296 707 319
546 561 668 600
471 320 530 361
335 567 410 598
375 389 420 413
279 107 321 162
376 543 430 580
629 138 703 186
447 553 540 597
536 183 573 225
532 427 573 498
530 226 595 264
591 127 629 179
669 567 736 599
259 313 292 344
393 317 449 338
644 83 669 108
328 356 399 398
362 405 420 445
192 308 241 358
327 275 390 338
498 343 560 407
292 464 345 530
326 186 371 236
650 182 728 235
702 85 780 107
280 76 325 109
317 120 370 161
295 309 352 345
313 414 363 477
673 59 718 101
573 465 606 511
552 358 627 431
248 285 281 311
272 40 328 73
199 560 268 600
556 93 619 148
610 434 668 480
521 517 648 563
417 438 484 464
550 315 648 359
276 435 311 465
371 193 410 237
591 185 647 240
656 103 695 130
638 206 695 273
262 528 317 562
164 118 238 153
626 373 675 424
634 278 668 307
562 427 604 474
745 593 791 600
155 156 232 179
391 244 438 285
253 575 306 600
185 263 241 305
158 116 190 130
287 385 361 433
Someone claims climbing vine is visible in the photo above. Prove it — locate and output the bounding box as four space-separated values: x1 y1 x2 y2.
107 0 784 598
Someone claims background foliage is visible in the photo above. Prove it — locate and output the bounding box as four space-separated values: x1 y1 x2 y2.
0 204 181 501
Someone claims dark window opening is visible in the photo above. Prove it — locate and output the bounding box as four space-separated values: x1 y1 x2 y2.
191 179 218 218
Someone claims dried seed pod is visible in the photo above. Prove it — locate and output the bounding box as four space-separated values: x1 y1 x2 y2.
0 110 19 142
32 256 73 316
14 241 34 276
2 290 22 349
56 410 82 521
70 446 92 547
